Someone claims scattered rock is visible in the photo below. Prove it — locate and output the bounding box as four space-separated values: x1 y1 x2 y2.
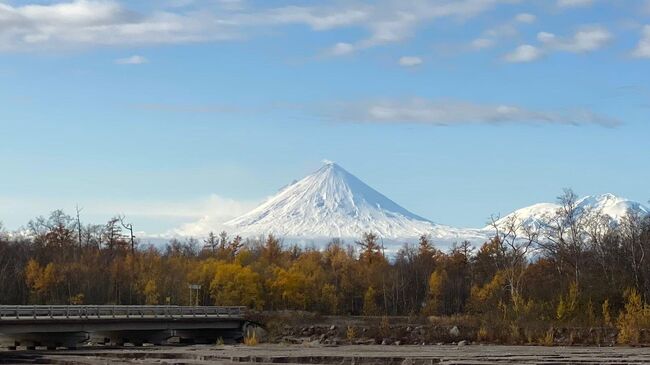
306 340 320 346
449 326 461 337
355 339 375 345
458 340 467 346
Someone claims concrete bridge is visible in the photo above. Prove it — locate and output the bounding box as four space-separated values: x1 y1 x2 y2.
0 305 250 349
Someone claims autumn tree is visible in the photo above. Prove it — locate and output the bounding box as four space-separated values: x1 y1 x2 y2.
210 262 263 309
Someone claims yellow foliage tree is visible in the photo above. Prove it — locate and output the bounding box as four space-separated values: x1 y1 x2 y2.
469 270 507 314
210 262 263 309
556 281 579 322
24 259 62 303
602 299 612 327
271 267 309 310
617 288 650 345
423 268 447 315
363 286 379 316
320 284 338 314
143 279 160 305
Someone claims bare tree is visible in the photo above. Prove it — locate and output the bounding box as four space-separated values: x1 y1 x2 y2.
119 215 136 253
538 189 594 289
489 213 536 304
203 231 218 252
75 205 83 248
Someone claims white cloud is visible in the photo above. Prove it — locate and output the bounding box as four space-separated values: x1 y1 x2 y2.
115 55 148 64
537 31 556 43
470 12 534 51
168 195 259 237
515 13 536 24
632 25 650 58
322 0 513 55
256 6 369 31
0 193 258 238
0 0 517 53
335 98 620 127
398 56 422 67
470 37 495 49
506 26 611 63
0 0 240 51
504 44 542 63
538 26 611 53
557 0 594 8
328 42 355 56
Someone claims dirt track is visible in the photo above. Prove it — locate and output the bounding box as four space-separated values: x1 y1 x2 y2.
2 344 650 365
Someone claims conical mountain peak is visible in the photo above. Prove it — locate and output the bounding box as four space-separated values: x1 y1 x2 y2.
224 163 435 241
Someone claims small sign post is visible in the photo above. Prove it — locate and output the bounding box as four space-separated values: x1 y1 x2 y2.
188 284 201 306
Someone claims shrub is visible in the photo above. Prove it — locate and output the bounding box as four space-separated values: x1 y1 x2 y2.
244 330 258 346
540 327 554 346
617 288 650 345
346 326 357 342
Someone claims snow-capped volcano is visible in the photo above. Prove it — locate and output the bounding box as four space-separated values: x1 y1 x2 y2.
488 193 649 231
225 162 486 243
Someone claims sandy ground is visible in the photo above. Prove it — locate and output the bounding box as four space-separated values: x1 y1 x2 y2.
1 344 650 365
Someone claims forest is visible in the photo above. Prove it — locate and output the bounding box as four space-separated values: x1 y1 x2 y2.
1 189 649 344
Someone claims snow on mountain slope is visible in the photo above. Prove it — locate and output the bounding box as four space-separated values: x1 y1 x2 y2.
225 162 486 244
487 193 649 232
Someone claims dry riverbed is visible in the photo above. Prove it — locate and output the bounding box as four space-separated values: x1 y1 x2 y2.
2 344 650 365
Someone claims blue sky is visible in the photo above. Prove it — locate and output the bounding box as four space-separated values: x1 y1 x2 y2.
0 0 649 236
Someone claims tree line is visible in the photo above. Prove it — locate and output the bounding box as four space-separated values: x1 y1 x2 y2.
0 189 649 343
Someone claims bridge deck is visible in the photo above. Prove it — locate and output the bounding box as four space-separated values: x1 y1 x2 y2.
0 306 246 321
0 306 250 348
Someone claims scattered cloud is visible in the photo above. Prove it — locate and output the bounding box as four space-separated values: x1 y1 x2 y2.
332 98 620 127
632 25 650 58
515 13 536 24
319 0 515 56
0 0 516 54
0 0 238 51
470 37 495 50
557 0 594 8
398 56 423 67
538 26 612 53
115 55 148 65
505 26 611 62
504 44 542 62
470 12 535 51
328 42 355 56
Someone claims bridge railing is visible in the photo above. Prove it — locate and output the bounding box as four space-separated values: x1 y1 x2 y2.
0 305 247 320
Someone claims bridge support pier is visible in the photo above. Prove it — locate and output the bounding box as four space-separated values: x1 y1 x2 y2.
0 332 87 350
91 330 172 346
174 328 243 344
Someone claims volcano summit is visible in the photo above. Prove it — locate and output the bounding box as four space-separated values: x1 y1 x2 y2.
224 162 485 244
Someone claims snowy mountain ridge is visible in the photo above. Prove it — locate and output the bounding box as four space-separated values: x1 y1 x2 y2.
224 162 648 246
488 193 649 232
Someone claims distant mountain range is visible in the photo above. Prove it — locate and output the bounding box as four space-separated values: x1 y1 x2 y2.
489 193 649 233
224 162 649 247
